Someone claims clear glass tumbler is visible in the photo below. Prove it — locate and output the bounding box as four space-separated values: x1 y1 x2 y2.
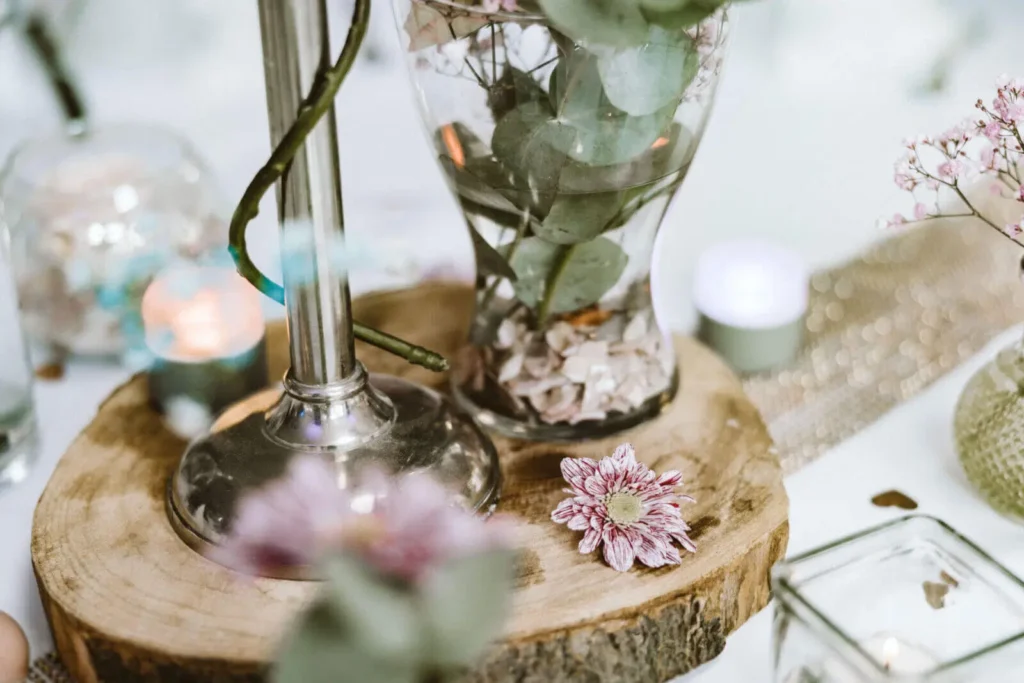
0 227 38 491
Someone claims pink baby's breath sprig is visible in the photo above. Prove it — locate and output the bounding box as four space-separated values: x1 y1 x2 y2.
551 443 697 572
886 76 1024 243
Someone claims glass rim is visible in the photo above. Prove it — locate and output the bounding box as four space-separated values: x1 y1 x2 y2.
772 514 1024 679
409 0 727 27
0 122 198 192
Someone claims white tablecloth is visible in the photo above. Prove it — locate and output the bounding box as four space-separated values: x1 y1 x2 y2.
2 1 1024 680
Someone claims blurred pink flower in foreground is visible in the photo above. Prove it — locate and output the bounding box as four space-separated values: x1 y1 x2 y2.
552 443 696 572
211 456 512 581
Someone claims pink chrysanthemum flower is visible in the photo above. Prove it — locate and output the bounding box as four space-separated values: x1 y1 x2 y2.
211 456 512 582
551 443 696 572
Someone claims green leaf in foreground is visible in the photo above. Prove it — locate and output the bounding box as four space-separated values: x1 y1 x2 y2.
274 601 418 683
509 236 627 314
535 191 623 245
596 26 698 116
421 551 517 668
323 556 421 660
537 0 650 47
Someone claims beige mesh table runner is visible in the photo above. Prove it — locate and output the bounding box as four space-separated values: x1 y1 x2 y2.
745 222 1024 474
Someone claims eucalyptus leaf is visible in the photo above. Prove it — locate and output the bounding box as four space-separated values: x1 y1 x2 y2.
550 53 676 166
507 237 561 308
403 1 488 51
509 236 627 313
274 601 418 683
469 223 518 280
421 551 517 668
322 556 422 661
491 101 574 195
536 0 649 48
488 67 548 121
596 27 698 116
536 191 623 244
640 0 721 29
556 121 694 193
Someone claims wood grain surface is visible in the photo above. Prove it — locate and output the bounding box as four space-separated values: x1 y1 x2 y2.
32 282 789 682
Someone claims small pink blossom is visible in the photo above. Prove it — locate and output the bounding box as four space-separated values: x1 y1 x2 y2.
982 120 1002 142
880 213 907 229
1005 221 1023 238
551 443 696 572
894 172 916 191
212 457 513 582
914 203 929 220
1017 185 1024 203
980 145 997 170
937 159 964 180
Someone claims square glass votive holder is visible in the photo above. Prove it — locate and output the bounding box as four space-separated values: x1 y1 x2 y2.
772 515 1024 683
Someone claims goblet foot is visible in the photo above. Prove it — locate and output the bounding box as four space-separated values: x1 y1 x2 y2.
167 364 501 578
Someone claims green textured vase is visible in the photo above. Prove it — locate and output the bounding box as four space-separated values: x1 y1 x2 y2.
954 341 1024 521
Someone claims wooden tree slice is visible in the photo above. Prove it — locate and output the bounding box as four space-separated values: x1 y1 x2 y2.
32 282 789 683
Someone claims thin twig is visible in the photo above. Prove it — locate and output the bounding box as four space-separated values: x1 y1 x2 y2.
23 14 87 131
228 0 447 372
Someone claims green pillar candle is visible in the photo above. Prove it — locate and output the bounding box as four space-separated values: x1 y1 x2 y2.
693 240 808 375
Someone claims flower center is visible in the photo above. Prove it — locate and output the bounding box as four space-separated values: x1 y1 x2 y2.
606 492 643 525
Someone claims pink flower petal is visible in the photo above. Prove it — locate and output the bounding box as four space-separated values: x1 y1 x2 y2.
551 498 577 523
561 457 585 481
602 528 636 572
567 514 590 531
611 443 636 466
598 456 618 483
579 527 601 554
656 471 683 487
583 474 609 497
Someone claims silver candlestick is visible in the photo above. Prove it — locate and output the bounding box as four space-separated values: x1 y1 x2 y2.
166 0 500 577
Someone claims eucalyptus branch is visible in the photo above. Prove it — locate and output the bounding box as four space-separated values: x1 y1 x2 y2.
228 0 448 372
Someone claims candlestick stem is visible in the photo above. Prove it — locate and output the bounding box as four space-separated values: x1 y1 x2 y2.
258 0 354 384
166 0 500 574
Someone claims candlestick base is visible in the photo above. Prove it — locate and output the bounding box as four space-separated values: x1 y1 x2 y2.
166 363 501 578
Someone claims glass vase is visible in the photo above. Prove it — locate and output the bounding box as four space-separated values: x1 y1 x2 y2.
954 339 1024 520
0 124 227 357
393 0 730 439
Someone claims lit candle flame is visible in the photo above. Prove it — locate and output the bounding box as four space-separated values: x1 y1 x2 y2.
651 136 670 149
882 637 900 670
441 124 465 169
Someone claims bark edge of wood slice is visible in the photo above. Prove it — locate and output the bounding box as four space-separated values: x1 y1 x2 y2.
32 282 789 683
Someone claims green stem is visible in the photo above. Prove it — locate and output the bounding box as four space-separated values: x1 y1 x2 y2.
537 245 573 322
228 0 447 373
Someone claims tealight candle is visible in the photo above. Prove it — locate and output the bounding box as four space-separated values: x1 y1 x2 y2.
141 264 268 422
693 240 808 374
